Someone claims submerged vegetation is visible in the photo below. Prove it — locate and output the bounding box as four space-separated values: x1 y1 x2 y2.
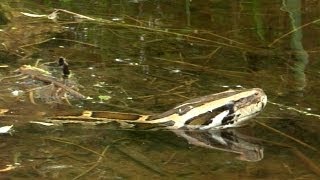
0 0 320 179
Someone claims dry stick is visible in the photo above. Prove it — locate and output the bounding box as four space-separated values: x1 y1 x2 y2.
268 18 320 47
187 46 221 60
256 116 303 121
35 75 85 99
306 47 320 53
202 46 222 65
29 91 36 104
63 92 73 106
134 92 184 100
153 57 248 77
170 92 189 99
45 138 128 179
0 74 24 82
73 144 110 180
43 137 104 157
0 165 16 172
18 66 86 99
201 31 249 46
26 84 55 104
124 15 149 26
105 28 134 40
163 152 177 165
291 148 320 176
114 145 167 176
104 103 152 115
166 86 185 93
254 121 317 151
20 37 99 48
54 9 97 21
125 15 248 48
72 138 132 179
125 24 255 50
53 9 261 51
54 38 99 47
251 137 320 176
269 101 320 120
19 38 52 48
114 23 253 50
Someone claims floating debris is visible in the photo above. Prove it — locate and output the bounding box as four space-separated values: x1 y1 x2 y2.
11 90 24 97
20 12 47 18
29 121 55 126
0 125 13 134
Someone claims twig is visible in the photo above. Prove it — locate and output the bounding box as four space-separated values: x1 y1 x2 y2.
19 38 52 48
43 137 104 157
19 37 99 48
73 144 110 180
124 15 150 26
0 74 24 82
103 103 152 114
163 152 176 165
0 165 16 172
129 25 254 50
54 38 99 47
268 18 320 47
252 137 320 176
115 145 167 176
29 90 36 104
105 28 135 40
254 120 317 151
291 148 320 176
50 9 263 52
153 57 249 77
18 65 86 99
268 101 320 120
113 23 248 50
72 138 131 179
54 9 97 21
202 46 221 65
26 84 55 104
201 30 249 46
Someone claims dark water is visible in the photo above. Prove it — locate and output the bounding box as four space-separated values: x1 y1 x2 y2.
1 0 320 179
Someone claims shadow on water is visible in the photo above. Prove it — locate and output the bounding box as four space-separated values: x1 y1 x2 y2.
1 0 320 179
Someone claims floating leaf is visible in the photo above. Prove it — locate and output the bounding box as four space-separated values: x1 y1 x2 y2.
98 95 111 101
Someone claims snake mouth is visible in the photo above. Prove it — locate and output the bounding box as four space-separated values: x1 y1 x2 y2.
261 95 268 109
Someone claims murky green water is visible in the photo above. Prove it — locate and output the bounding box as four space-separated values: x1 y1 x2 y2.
1 0 320 179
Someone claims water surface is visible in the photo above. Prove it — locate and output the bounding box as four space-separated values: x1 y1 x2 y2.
0 0 320 179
